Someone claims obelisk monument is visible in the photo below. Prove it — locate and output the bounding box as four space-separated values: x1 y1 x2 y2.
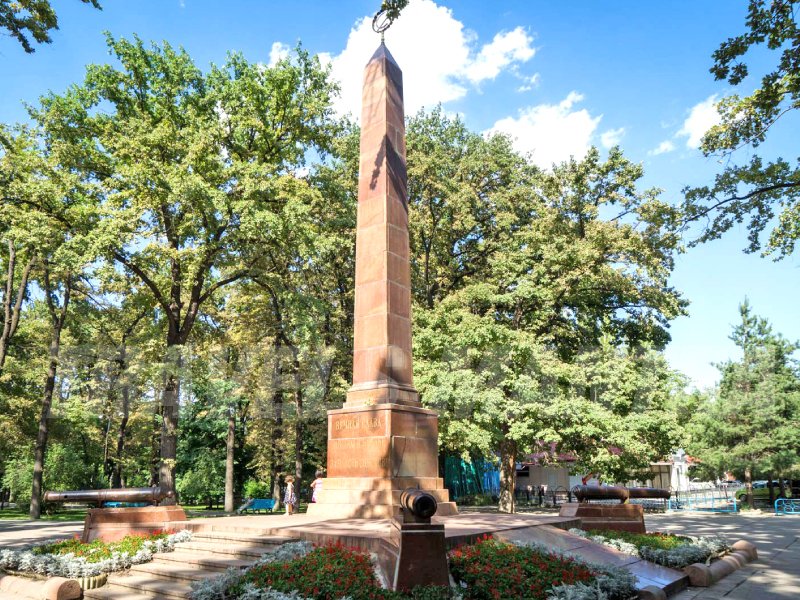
307 41 455 518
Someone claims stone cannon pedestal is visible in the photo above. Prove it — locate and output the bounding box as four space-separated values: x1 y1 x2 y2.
559 502 645 534
82 505 187 542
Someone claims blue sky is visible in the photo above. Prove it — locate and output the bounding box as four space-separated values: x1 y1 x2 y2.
2 1 798 389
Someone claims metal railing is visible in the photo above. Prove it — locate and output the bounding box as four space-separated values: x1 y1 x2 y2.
775 498 800 515
668 491 738 513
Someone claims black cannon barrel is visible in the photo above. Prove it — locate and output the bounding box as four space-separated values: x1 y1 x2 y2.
43 487 173 505
400 489 438 519
574 485 629 503
627 487 671 500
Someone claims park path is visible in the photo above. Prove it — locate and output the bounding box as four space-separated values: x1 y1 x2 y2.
0 519 83 549
648 512 800 599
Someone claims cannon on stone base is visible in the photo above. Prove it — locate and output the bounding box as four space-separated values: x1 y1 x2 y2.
44 487 186 542
44 486 173 507
562 485 671 534
390 489 448 592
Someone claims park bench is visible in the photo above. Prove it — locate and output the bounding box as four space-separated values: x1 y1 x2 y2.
238 498 276 513
775 498 800 515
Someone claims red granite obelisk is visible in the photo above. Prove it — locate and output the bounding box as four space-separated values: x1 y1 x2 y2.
308 43 455 519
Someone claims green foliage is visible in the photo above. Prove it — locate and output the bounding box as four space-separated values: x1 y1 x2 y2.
2 443 99 508
0 0 100 54
683 0 800 258
586 530 689 552
177 453 224 504
411 110 685 497
244 479 272 499
687 300 800 483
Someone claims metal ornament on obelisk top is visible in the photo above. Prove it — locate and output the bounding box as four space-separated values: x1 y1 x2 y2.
307 14 456 520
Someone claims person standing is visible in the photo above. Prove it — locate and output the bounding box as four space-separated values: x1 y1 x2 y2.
310 471 324 503
284 475 297 515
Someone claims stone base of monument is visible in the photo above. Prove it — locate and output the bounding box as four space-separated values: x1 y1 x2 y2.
307 477 457 519
559 502 646 534
306 403 457 519
389 520 449 591
82 505 187 542
179 512 688 596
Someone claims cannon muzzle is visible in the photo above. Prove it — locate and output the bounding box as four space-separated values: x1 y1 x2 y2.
43 487 173 505
574 485 629 503
400 489 438 521
627 487 671 500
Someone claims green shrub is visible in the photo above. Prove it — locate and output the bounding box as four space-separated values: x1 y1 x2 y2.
244 479 271 499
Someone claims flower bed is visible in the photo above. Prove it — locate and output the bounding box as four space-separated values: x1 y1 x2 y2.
0 530 192 578
450 538 637 600
191 538 638 600
569 528 730 569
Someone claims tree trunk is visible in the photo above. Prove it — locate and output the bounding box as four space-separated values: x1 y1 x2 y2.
778 476 787 499
292 348 303 501
0 244 34 373
498 437 517 514
744 466 754 509
29 268 70 519
150 386 162 487
270 390 284 509
269 338 284 511
112 348 130 488
768 472 775 505
224 405 235 512
159 344 182 505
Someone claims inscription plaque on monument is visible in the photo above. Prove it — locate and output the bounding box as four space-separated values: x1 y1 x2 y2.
306 41 455 519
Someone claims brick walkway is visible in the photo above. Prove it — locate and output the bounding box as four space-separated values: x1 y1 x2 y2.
647 512 800 599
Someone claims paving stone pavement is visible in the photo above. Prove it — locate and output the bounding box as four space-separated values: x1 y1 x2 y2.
0 519 83 549
646 511 800 599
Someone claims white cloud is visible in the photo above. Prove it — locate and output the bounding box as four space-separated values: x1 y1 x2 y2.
489 92 602 169
649 140 676 156
463 27 535 84
268 42 290 67
516 73 540 93
600 127 625 148
310 0 535 117
678 95 720 149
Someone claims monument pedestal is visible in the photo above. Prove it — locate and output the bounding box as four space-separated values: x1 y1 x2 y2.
82 505 187 542
306 403 456 519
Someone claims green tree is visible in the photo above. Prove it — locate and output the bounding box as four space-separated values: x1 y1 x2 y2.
0 0 100 53
28 35 339 501
683 0 800 258
688 300 800 507
408 110 686 512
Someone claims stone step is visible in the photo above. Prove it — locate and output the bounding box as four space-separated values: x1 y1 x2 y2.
173 540 269 559
153 550 251 571
128 561 219 584
318 477 445 491
187 531 294 546
83 588 157 600
100 575 192 599
316 488 451 505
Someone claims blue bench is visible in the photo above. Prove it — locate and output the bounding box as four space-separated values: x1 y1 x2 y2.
775 498 800 515
238 498 276 513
